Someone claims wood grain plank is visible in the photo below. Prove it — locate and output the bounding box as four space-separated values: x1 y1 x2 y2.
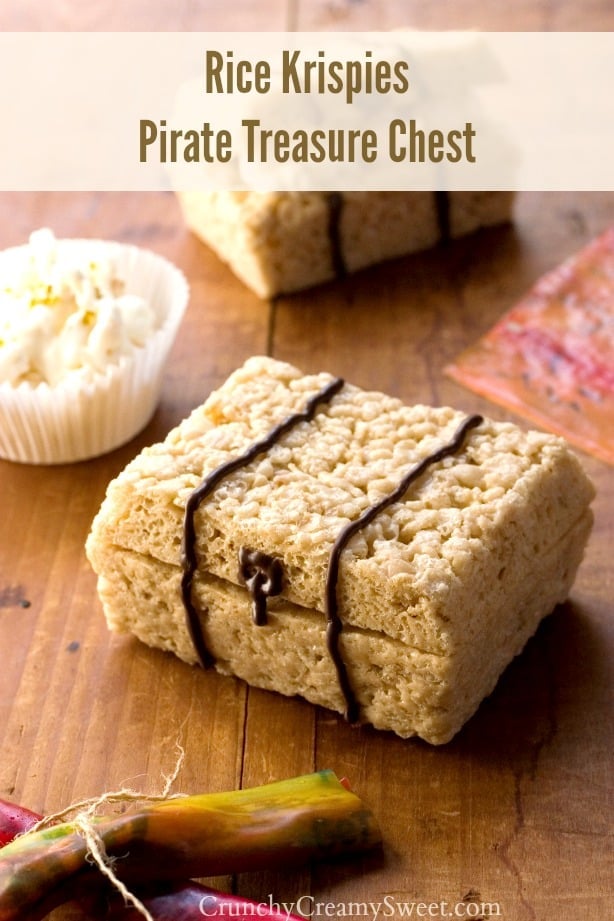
270 191 614 920
235 690 317 910
0 190 271 917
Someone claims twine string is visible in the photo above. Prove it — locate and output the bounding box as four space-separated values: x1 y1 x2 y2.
26 745 186 921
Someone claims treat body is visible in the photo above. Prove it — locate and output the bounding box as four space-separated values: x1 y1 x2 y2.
87 356 594 743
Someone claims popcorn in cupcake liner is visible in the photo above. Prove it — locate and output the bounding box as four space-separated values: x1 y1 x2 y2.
0 231 189 464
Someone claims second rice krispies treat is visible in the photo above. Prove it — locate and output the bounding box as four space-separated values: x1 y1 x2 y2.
178 191 514 298
86 356 593 743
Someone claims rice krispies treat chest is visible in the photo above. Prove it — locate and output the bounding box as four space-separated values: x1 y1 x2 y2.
177 191 514 298
86 356 594 743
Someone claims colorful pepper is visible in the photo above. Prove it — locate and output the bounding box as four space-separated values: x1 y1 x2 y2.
0 799 40 847
0 771 380 920
0 796 306 921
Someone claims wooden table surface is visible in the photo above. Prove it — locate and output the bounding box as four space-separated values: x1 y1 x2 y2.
0 4 612 920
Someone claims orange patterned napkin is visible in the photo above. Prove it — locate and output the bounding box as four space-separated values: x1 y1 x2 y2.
446 227 614 465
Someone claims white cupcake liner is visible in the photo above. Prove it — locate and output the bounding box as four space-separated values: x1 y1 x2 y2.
0 239 189 464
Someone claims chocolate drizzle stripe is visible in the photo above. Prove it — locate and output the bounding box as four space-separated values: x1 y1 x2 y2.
435 191 450 243
181 375 345 668
326 192 347 279
325 413 484 724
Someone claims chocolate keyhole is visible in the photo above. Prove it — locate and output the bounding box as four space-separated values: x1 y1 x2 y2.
238 548 283 625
